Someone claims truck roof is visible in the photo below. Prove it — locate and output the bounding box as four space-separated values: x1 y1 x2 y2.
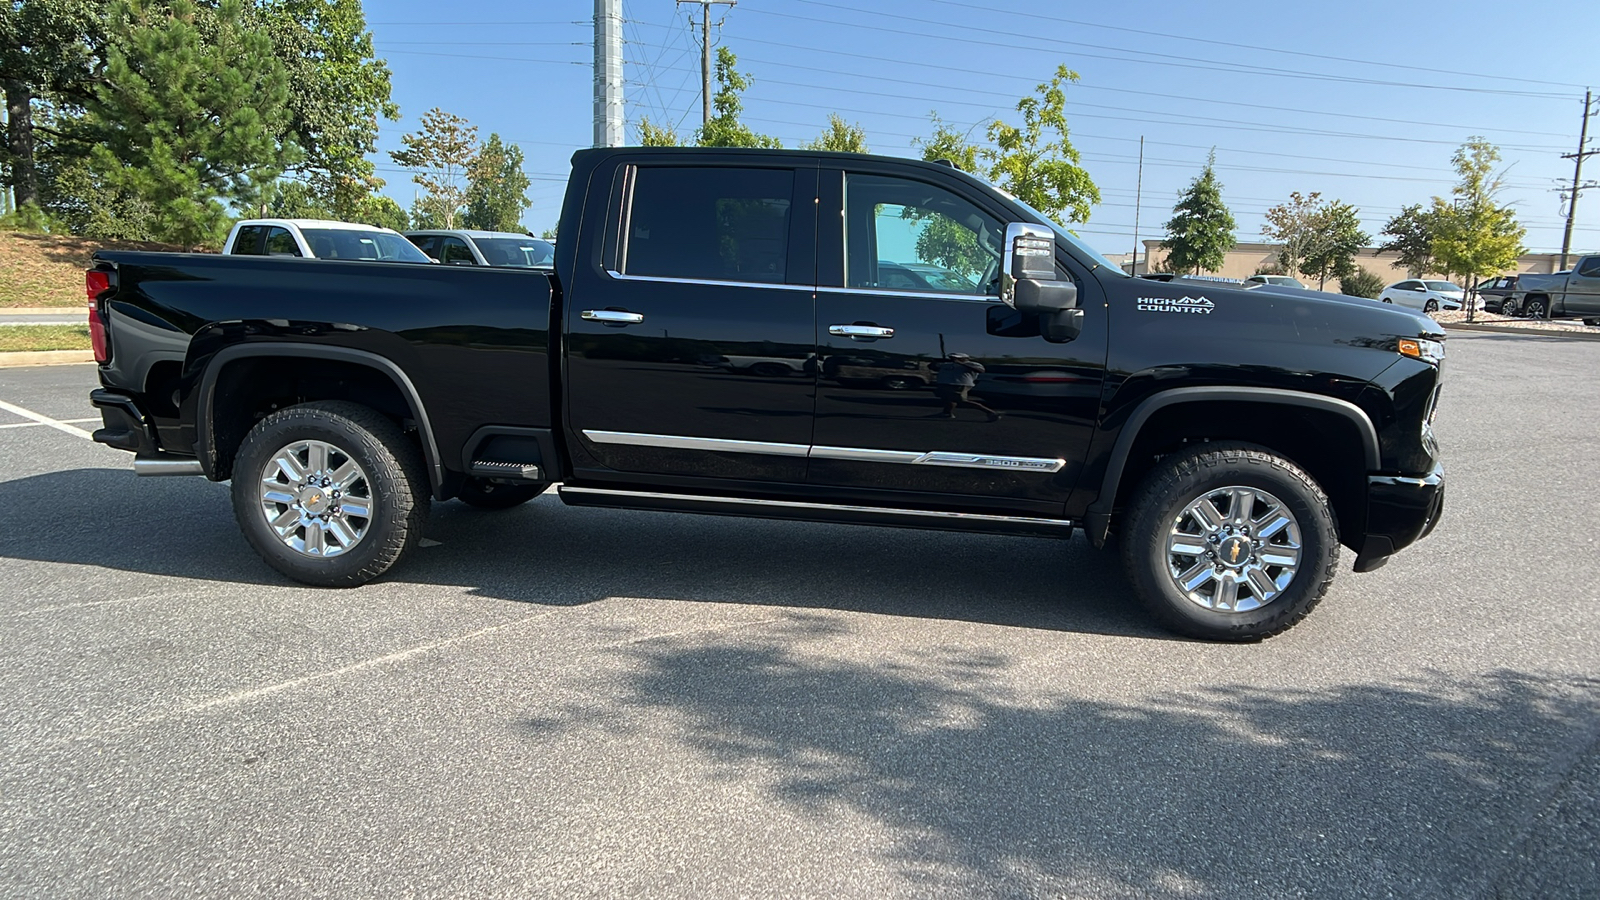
234 219 401 233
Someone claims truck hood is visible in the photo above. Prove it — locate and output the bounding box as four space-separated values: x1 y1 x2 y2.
1164 277 1445 339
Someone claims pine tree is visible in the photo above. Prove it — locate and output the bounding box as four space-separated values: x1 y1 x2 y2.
81 0 296 247
462 133 530 232
1161 152 1236 275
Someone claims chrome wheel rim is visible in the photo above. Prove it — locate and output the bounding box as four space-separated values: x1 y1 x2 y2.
258 439 373 558
1165 485 1302 613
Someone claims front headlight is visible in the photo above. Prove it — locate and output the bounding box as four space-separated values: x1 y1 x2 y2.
1398 337 1445 365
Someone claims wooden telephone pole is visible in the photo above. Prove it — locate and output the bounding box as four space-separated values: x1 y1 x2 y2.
676 0 737 127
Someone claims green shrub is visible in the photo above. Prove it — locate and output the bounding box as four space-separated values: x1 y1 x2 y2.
1340 268 1386 299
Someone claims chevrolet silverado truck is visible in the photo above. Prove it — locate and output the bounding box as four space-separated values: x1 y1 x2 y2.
1515 255 1600 322
85 147 1446 641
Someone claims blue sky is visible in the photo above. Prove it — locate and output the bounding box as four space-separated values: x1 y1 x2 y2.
366 0 1598 257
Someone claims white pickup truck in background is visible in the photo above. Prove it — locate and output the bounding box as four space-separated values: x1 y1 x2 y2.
221 219 434 264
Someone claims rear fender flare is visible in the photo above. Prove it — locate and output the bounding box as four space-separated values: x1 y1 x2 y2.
195 343 443 496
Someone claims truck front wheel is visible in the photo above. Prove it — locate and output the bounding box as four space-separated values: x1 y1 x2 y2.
231 401 430 587
1120 443 1339 641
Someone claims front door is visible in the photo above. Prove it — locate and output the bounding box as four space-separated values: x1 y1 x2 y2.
1568 257 1600 316
564 162 819 484
808 167 1104 514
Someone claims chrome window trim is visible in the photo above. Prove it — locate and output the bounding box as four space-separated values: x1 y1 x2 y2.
816 285 999 304
603 269 816 293
561 486 1074 527
584 430 811 457
582 430 1064 473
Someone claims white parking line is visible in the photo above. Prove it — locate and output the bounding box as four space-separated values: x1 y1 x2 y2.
0 399 96 439
0 417 99 431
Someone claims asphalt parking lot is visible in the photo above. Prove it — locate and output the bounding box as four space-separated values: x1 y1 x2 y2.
0 331 1596 899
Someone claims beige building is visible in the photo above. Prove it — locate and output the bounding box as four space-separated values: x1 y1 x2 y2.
1113 241 1569 291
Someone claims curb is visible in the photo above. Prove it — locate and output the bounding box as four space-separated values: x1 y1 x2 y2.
0 307 79 317
0 350 95 367
1441 322 1600 341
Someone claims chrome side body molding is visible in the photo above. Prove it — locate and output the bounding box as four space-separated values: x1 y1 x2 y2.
582 430 1066 473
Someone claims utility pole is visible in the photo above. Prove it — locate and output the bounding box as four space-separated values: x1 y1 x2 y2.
1558 89 1597 272
1131 135 1144 275
677 0 737 128
593 0 624 147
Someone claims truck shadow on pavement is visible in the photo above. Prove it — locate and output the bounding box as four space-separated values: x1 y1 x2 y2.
0 469 1159 638
522 625 1600 897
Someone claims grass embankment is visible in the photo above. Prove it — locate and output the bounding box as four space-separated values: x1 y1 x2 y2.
0 231 182 307
0 325 92 352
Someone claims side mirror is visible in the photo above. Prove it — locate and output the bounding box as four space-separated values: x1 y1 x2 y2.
1001 223 1078 314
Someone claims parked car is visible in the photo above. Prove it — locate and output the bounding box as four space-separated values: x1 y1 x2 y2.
406 230 556 268
85 146 1446 641
1474 274 1521 316
223 219 433 263
1378 279 1463 313
1515 256 1600 322
1244 274 1306 289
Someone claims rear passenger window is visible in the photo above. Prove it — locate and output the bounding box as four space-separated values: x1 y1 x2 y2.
622 166 793 283
231 225 266 255
264 227 301 257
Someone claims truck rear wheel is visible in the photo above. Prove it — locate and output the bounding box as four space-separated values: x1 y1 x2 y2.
1120 443 1339 641
231 401 429 587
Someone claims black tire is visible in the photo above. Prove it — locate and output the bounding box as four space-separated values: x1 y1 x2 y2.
231 401 430 587
457 477 547 509
1424 299 1439 313
1120 442 1340 641
1525 297 1548 319
1500 299 1519 318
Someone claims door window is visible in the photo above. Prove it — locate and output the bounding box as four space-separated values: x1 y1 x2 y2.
844 174 1002 296
440 238 476 265
1578 258 1600 277
264 227 301 257
621 166 793 283
231 225 266 255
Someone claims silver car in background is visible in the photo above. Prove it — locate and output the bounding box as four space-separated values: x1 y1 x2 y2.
405 230 556 268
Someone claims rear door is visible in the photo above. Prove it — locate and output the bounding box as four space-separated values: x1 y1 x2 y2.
808 164 1104 514
563 159 819 484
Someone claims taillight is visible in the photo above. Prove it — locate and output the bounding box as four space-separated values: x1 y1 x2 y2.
86 269 111 363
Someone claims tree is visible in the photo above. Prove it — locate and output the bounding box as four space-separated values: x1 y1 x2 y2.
255 0 398 220
540 225 557 240
1378 204 1441 277
1340 268 1385 299
1300 200 1368 290
635 116 680 147
462 132 529 232
695 47 780 149
913 114 980 173
1429 138 1525 312
0 0 106 207
985 65 1099 225
1161 151 1235 275
803 114 867 153
389 107 477 230
1260 191 1323 277
79 0 296 247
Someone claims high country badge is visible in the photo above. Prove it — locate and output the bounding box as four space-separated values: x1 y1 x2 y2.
1137 295 1215 314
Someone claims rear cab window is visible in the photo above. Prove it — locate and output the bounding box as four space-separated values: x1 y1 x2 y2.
230 225 266 255
264 227 301 257
618 166 796 284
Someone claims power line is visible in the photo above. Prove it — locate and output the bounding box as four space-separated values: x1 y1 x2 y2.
917 0 1588 91
759 2 1575 100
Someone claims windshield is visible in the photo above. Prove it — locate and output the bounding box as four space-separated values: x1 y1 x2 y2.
474 237 555 268
300 228 433 263
1001 193 1130 277
1424 280 1461 293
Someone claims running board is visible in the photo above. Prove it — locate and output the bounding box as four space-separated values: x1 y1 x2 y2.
558 486 1074 538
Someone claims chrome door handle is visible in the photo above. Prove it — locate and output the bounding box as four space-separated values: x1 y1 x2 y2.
828 324 895 339
581 309 645 324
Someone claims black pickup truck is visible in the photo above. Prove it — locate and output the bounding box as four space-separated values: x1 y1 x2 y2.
85 147 1446 640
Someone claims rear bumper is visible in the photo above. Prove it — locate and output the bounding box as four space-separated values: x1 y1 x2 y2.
1352 462 1445 573
90 388 158 455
